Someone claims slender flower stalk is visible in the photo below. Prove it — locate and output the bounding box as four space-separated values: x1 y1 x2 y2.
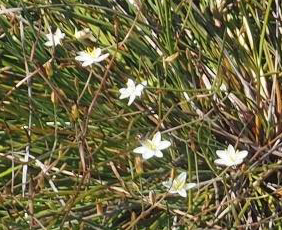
133 131 171 159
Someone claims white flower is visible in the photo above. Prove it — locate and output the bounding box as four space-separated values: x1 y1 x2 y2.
74 28 96 41
45 28 65 47
75 47 109 67
162 172 196 198
214 144 248 167
128 0 136 5
133 131 171 159
119 79 147 105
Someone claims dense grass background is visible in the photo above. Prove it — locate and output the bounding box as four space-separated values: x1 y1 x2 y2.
0 0 282 229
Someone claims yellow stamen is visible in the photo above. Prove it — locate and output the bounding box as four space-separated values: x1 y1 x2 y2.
143 140 157 151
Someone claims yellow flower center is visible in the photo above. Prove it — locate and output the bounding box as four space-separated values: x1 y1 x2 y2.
144 140 157 151
173 179 184 190
228 152 238 163
86 48 99 58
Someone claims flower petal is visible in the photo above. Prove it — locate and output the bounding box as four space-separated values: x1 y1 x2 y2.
134 84 145 97
142 150 155 159
178 189 187 197
128 94 136 105
119 89 131 99
185 183 196 190
152 132 161 145
133 146 147 154
227 144 235 155
45 33 53 39
168 189 179 194
162 179 173 189
231 158 243 166
75 54 90 61
44 41 53 47
215 150 227 159
93 48 102 58
141 81 147 86
158 140 171 150
155 150 163 158
55 28 64 38
127 79 135 89
176 172 187 183
93 53 109 62
214 158 229 166
82 60 94 67
77 51 87 55
237 150 248 159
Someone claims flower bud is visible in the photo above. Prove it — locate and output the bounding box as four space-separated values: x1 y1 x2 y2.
71 104 79 120
96 202 103 215
170 168 176 179
51 91 58 105
75 28 96 41
135 156 143 174
149 190 156 204
44 61 53 78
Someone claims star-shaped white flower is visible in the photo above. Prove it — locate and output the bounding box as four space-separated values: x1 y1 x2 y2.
214 144 248 167
162 172 196 198
133 131 171 159
119 79 147 106
44 28 65 47
128 0 137 6
75 47 109 67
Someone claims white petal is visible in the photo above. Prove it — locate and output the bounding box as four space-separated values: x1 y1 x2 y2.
128 94 136 105
237 150 248 159
54 29 64 41
45 33 52 39
152 132 161 145
142 150 155 159
44 41 53 47
93 53 109 62
178 189 187 197
75 54 90 61
82 60 94 67
168 189 179 194
214 158 228 166
77 51 87 55
227 144 235 155
53 39 60 46
155 150 163 158
162 180 173 189
216 150 227 159
185 183 196 190
134 84 145 97
231 158 243 166
127 79 135 89
119 89 131 99
141 81 147 86
158 140 171 150
119 88 126 94
133 146 147 154
176 172 187 183
94 48 102 57
55 28 62 37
